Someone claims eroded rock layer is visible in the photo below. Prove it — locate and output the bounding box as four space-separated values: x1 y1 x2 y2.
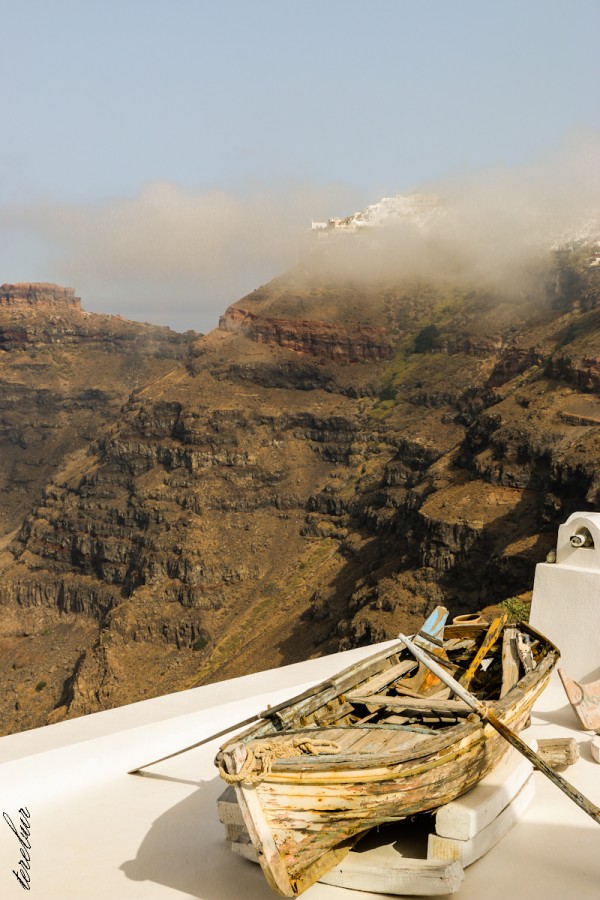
0 247 599 735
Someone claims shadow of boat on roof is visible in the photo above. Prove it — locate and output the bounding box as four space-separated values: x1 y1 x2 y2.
120 774 276 899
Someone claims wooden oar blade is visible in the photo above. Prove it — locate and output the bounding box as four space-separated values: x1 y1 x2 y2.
558 668 600 732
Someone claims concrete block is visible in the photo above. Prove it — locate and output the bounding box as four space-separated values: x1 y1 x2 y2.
428 774 535 867
435 743 535 840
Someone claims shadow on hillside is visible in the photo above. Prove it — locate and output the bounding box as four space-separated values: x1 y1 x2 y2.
276 464 593 666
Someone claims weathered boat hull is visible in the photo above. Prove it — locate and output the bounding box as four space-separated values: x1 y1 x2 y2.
218 622 558 896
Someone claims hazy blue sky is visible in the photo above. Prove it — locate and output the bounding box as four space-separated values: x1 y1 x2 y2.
1 1 599 331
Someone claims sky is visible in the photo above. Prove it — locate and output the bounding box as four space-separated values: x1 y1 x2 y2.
1 1 599 333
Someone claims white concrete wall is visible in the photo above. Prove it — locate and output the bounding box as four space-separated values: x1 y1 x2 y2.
530 511 600 681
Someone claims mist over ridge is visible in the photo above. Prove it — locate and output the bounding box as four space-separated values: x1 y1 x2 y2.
308 133 600 300
0 133 598 330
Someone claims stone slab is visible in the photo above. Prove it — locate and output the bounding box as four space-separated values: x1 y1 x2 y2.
428 774 535 867
435 742 536 840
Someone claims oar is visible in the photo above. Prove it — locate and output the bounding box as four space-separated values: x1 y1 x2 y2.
128 712 264 775
399 632 600 826
128 675 338 774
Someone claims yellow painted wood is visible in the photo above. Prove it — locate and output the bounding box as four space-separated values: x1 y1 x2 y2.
459 613 507 690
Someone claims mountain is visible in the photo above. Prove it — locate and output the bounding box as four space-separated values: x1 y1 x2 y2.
0 236 599 735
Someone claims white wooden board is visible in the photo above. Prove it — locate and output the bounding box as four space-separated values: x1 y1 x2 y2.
428 774 535 867
434 742 536 840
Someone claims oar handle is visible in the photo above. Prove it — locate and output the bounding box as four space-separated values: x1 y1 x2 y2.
128 678 338 774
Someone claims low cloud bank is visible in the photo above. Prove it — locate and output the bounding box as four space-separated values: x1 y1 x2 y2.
0 181 362 332
0 133 598 332
313 133 600 297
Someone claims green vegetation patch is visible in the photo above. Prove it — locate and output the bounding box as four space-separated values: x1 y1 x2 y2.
499 596 531 623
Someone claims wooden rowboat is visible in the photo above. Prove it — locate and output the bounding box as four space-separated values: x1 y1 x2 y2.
215 608 559 896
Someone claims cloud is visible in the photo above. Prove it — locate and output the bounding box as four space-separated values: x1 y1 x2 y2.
312 131 600 296
0 132 598 332
0 181 362 332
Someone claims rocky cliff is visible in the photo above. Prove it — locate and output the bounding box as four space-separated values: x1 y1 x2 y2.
0 247 599 735
219 307 395 362
0 282 81 309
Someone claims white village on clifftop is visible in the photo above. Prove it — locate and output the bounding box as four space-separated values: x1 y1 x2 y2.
311 193 440 236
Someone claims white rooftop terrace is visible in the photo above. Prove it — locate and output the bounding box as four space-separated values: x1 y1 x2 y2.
1 512 599 899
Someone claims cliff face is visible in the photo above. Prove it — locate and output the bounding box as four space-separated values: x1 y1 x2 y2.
0 282 81 309
219 307 395 362
0 250 599 735
0 283 193 540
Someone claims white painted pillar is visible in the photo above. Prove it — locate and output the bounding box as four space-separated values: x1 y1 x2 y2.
530 512 600 681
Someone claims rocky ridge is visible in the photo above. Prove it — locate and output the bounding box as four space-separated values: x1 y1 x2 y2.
0 246 599 735
219 306 395 362
0 282 81 308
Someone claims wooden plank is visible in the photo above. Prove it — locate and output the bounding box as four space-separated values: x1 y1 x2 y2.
346 660 417 699
341 727 404 755
443 624 488 640
500 626 521 698
323 727 376 752
516 632 535 673
536 738 579 769
231 834 259 863
320 855 464 896
350 695 471 715
417 605 449 645
312 701 355 727
389 680 426 698
410 606 451 694
224 823 248 842
444 638 477 652
217 786 245 825
459 613 507 690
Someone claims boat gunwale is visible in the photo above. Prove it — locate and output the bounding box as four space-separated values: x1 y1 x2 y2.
241 673 553 783
217 620 559 897
219 625 558 778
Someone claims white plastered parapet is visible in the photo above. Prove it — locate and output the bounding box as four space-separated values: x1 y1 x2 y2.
531 511 600 681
